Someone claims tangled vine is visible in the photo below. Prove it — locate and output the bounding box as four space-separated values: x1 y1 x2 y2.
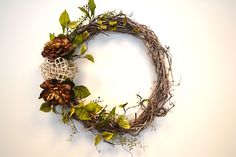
39 0 174 150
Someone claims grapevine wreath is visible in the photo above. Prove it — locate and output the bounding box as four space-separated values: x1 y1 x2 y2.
39 0 174 149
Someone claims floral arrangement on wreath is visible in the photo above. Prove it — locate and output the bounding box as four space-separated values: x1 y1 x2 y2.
39 0 174 150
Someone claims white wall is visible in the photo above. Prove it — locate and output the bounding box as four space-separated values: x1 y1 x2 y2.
0 0 236 157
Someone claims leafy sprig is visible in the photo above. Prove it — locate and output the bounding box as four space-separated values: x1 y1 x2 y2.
40 83 132 147
79 0 96 20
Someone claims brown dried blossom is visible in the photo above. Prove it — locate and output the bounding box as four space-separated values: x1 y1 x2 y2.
39 79 73 105
41 37 73 60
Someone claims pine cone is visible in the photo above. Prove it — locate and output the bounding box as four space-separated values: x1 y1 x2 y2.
39 79 73 105
41 37 73 60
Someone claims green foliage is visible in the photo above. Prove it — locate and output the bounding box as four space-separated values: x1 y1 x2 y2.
72 34 84 46
85 102 102 113
109 20 117 31
117 115 130 129
97 20 107 30
62 114 69 124
101 131 114 141
74 85 91 99
59 10 70 33
94 134 101 145
119 103 128 108
69 107 75 118
123 16 127 26
72 31 89 47
67 21 78 29
97 20 103 25
78 0 96 20
88 0 96 17
108 107 116 119
76 108 91 120
98 25 107 30
99 14 107 20
40 102 51 112
78 7 90 18
116 135 141 151
49 33 55 41
95 107 116 129
80 43 87 55
109 20 117 25
110 26 117 31
84 54 94 63
82 31 90 40
78 101 85 107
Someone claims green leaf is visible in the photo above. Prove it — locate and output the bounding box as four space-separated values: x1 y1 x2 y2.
82 31 89 40
97 107 115 127
59 10 70 33
117 115 130 129
78 7 90 18
62 114 69 124
110 25 117 31
88 0 96 16
94 134 101 145
75 108 82 115
101 25 107 30
123 16 127 26
67 21 78 29
98 25 107 30
119 103 128 108
84 54 94 63
109 20 117 25
76 108 91 120
108 107 116 120
85 102 102 113
99 14 107 20
80 110 91 120
72 34 83 46
97 20 103 25
80 43 87 55
69 107 75 118
40 102 51 112
49 33 55 41
74 85 91 99
101 131 114 141
77 101 85 108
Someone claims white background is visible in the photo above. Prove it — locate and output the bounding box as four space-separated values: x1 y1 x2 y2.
0 0 236 157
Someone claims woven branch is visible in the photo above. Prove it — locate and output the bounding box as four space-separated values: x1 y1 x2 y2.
69 13 174 136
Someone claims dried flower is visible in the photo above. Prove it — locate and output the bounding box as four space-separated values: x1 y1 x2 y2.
39 79 73 105
41 36 73 60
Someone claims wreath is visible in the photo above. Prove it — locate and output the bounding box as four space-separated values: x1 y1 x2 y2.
39 0 174 150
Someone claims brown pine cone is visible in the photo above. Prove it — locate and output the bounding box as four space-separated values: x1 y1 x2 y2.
41 37 73 60
39 79 73 105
